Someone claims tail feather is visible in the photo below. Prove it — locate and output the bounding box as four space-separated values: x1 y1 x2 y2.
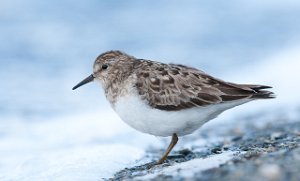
251 90 275 99
246 85 275 99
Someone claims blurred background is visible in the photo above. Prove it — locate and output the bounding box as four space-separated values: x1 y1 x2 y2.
1 0 300 180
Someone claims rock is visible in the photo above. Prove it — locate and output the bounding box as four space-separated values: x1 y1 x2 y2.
270 132 284 140
110 116 300 180
211 147 222 154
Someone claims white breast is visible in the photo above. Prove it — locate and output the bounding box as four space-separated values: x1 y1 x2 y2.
113 92 249 137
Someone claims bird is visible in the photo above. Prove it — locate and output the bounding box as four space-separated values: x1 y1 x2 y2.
72 50 274 164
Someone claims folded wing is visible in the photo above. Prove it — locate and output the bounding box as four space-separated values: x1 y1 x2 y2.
134 61 274 111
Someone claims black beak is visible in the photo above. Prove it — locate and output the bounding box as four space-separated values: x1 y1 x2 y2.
72 74 95 90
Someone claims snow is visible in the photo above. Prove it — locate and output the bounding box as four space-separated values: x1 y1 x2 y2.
137 151 239 180
0 111 157 180
5 145 143 181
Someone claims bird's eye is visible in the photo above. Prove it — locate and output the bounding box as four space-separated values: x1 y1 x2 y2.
102 64 108 70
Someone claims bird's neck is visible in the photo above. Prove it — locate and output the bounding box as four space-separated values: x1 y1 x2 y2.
103 59 138 105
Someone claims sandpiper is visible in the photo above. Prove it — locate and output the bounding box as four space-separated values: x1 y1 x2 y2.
73 50 274 164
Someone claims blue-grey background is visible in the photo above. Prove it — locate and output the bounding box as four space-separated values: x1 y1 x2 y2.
1 0 300 120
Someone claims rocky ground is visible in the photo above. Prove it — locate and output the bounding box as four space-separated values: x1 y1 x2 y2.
109 112 300 181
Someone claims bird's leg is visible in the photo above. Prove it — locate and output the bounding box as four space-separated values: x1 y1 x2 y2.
157 133 178 164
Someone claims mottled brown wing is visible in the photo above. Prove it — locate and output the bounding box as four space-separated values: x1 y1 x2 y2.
134 60 272 111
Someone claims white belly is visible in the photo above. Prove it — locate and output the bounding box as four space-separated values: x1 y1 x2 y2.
114 94 249 137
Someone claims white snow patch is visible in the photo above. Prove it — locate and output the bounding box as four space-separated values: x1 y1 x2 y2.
5 145 144 181
137 151 238 180
0 109 158 180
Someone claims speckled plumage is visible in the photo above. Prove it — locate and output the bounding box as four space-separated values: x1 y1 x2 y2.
73 50 274 164
92 50 274 110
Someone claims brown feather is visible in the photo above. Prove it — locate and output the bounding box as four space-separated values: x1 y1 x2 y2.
134 60 274 111
92 51 274 110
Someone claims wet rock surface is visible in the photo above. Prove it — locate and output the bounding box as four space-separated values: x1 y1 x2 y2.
109 115 300 181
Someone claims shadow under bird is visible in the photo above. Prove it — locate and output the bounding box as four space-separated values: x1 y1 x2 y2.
73 50 274 164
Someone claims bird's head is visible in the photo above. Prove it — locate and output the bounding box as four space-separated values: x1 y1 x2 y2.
72 50 135 90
